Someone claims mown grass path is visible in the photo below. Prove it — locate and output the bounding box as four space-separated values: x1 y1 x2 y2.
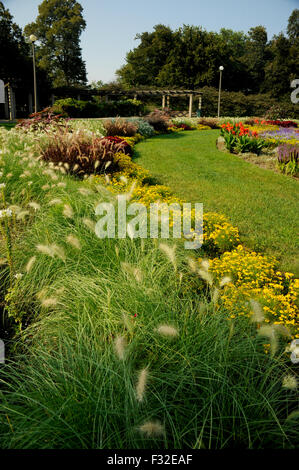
135 130 299 275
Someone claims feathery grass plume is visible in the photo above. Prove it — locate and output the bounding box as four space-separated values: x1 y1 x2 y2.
73 164 79 172
63 204 74 219
127 223 135 240
26 256 36 273
156 324 179 338
138 420 165 438
258 325 278 356
41 297 58 308
8 205 21 214
136 367 149 402
104 175 110 184
114 335 126 360
122 312 133 334
16 210 30 220
120 175 128 185
219 276 231 288
36 244 55 257
78 187 91 196
42 184 50 191
198 259 213 286
94 160 100 170
249 299 265 323
57 182 66 188
188 257 198 273
121 262 143 283
50 173 58 181
51 244 66 261
36 287 48 301
212 287 219 304
28 202 41 212
159 243 177 271
48 198 62 206
83 218 95 231
282 375 297 390
66 234 81 250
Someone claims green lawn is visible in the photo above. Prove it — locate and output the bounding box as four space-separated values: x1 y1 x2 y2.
0 122 16 130
135 130 299 276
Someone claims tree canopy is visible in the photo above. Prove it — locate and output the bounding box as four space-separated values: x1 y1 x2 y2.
117 10 299 99
0 1 31 86
24 0 87 87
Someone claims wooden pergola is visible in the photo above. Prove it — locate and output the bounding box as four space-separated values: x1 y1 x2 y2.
91 88 203 118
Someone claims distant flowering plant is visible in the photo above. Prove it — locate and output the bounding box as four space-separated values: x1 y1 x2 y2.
16 108 66 133
221 122 267 155
259 127 299 146
276 144 299 176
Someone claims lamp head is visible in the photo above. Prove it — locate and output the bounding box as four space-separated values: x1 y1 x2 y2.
29 34 37 43
219 66 224 71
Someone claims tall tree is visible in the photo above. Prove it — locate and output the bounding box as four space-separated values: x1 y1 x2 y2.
0 1 31 85
241 26 269 93
287 8 299 42
117 25 174 87
24 0 87 87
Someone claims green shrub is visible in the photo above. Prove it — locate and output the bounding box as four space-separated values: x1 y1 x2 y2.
127 118 155 138
52 98 145 119
200 87 299 119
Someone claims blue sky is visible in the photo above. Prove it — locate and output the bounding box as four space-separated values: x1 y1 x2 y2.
3 0 298 83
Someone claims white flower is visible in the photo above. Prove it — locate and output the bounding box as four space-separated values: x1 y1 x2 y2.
14 273 23 280
0 183 6 189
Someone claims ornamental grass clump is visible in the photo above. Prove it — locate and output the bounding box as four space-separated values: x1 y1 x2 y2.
145 110 170 133
103 118 138 137
39 129 132 177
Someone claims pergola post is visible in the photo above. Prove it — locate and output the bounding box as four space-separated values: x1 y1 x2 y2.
162 95 166 109
188 94 193 118
28 93 33 114
166 95 170 108
198 95 202 117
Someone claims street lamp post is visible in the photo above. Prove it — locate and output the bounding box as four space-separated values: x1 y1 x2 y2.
29 34 38 113
217 66 224 118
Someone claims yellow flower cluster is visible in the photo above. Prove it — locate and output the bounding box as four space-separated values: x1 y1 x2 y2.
116 134 144 147
197 125 211 131
247 125 279 134
209 245 299 337
203 213 240 252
